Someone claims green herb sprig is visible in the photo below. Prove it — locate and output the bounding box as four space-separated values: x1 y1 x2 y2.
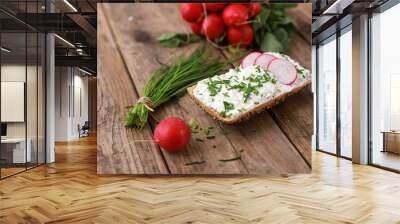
125 48 228 128
185 160 205 166
158 33 202 48
253 4 296 52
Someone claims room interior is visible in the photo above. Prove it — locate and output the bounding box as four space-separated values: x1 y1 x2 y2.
312 0 400 172
0 0 400 222
0 0 96 179
0 31 46 178
369 4 400 170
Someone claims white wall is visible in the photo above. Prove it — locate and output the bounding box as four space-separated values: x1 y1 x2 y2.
54 67 89 141
1 63 46 164
71 73 89 138
1 65 36 138
55 66 69 141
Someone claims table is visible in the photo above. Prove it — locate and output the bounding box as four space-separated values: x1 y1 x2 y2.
97 3 312 175
381 131 400 154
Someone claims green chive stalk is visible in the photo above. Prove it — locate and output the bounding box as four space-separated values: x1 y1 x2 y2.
125 48 228 129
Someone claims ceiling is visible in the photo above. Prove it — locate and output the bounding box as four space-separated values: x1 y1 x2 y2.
312 0 390 43
0 0 97 73
1 32 45 64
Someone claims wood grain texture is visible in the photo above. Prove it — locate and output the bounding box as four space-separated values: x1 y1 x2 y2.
102 4 247 174
219 4 313 170
97 3 312 175
270 89 313 165
1 135 400 223
285 32 311 70
287 3 312 44
268 14 313 165
97 6 168 174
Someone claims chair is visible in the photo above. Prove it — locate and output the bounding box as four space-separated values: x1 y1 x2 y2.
79 121 90 138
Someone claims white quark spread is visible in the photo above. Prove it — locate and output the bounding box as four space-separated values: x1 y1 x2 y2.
193 53 311 118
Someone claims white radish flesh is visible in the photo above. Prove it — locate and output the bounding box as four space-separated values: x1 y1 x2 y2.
254 53 276 70
241 52 261 68
268 58 297 85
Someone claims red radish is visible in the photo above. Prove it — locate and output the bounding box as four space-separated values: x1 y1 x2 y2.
154 117 191 152
202 14 225 40
204 3 226 12
180 3 203 23
249 3 262 17
227 24 254 48
222 4 249 26
268 58 298 85
191 22 202 35
254 53 276 70
241 52 261 68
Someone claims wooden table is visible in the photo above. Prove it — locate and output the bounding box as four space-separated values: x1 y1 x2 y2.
97 3 312 175
381 131 400 154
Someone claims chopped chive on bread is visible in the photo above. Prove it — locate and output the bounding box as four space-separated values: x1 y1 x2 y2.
187 52 311 124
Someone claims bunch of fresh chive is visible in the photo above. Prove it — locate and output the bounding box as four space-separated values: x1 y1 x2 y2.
125 48 228 129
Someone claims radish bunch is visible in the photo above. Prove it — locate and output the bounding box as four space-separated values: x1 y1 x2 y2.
242 52 298 85
180 3 261 48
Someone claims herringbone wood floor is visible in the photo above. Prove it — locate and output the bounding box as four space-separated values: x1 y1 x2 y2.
1 134 400 224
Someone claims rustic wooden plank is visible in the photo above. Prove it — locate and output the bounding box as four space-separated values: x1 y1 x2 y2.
97 5 169 175
286 32 311 70
219 54 311 173
269 30 313 166
269 89 313 166
102 3 248 174
217 47 311 173
287 3 312 44
218 112 311 174
220 5 313 169
100 3 311 174
216 6 314 168
223 4 313 171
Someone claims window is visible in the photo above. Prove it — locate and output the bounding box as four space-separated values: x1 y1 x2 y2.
316 25 353 158
339 27 352 158
0 2 47 179
317 35 337 154
370 3 400 171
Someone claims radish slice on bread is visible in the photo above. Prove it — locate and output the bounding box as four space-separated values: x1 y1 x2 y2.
254 53 276 70
241 52 261 68
268 58 297 85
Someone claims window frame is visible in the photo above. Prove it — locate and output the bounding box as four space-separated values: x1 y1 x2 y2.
315 23 353 160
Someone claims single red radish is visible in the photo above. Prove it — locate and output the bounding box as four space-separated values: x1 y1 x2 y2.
241 52 261 68
249 3 262 17
254 53 275 70
202 14 225 40
268 58 297 85
222 4 249 26
180 3 203 23
154 117 191 152
204 3 226 12
227 24 254 48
